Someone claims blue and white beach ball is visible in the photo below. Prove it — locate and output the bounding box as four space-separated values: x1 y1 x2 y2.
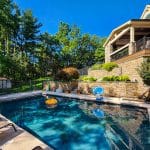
92 86 104 95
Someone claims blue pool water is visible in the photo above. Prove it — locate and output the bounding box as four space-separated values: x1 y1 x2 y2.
0 96 149 150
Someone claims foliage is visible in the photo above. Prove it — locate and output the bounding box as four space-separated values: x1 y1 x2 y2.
90 64 102 70
79 75 97 82
119 75 130 82
137 58 150 85
56 67 79 81
94 38 106 63
101 75 130 82
0 1 105 81
90 62 118 71
102 62 118 72
56 22 105 69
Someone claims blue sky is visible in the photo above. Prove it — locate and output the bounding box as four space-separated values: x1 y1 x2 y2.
14 0 149 37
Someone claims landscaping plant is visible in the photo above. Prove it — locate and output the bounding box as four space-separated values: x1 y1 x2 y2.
90 64 102 70
101 75 130 82
79 75 97 82
102 62 118 72
137 58 150 85
56 67 79 81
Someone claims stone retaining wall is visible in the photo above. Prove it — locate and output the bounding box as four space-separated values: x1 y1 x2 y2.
78 82 140 98
43 81 149 98
88 56 150 97
88 57 144 83
43 81 78 91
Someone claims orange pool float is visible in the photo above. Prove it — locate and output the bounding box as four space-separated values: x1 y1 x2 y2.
45 98 58 106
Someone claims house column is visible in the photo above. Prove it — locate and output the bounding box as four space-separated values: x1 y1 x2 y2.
129 26 136 55
105 43 112 62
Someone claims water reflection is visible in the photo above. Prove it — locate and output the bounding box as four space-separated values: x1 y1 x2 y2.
79 101 149 149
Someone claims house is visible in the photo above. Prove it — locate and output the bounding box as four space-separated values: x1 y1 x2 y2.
103 5 150 83
0 78 12 89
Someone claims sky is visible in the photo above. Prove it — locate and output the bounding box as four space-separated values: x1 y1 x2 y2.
14 0 150 37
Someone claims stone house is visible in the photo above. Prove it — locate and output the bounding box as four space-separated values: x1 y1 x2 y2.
103 5 150 83
87 5 150 98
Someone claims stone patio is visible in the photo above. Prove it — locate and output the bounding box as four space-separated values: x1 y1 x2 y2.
0 115 52 150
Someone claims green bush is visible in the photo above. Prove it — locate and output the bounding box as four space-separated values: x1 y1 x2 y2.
137 58 150 85
79 75 97 82
56 67 79 81
102 62 118 72
90 64 102 70
118 75 130 82
102 75 130 82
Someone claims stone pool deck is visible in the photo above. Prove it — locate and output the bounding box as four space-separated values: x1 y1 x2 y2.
0 91 42 103
0 90 150 150
45 91 150 109
0 115 52 150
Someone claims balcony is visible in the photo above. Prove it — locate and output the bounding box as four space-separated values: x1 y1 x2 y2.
110 37 150 62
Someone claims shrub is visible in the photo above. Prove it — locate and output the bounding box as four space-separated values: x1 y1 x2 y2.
102 75 130 82
90 64 102 70
79 75 97 82
56 67 79 81
102 62 118 72
119 75 130 82
102 76 112 81
137 58 150 85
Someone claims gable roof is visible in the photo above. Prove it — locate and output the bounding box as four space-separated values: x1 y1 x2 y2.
141 5 150 19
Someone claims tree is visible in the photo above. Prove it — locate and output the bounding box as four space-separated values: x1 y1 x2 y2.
55 22 104 69
137 58 150 85
0 1 106 81
94 37 106 63
38 32 61 77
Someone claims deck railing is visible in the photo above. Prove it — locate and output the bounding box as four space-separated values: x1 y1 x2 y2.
136 37 150 52
111 46 129 62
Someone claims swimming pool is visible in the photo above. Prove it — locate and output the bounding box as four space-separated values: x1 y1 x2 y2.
0 96 149 150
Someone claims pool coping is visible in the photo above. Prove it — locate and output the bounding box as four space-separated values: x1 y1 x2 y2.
0 91 42 103
45 91 150 110
0 90 149 109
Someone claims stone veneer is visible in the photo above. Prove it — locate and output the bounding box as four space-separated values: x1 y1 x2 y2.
78 82 140 98
43 81 148 98
88 53 150 95
88 57 144 83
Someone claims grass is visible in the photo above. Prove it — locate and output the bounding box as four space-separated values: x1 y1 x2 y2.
0 77 53 95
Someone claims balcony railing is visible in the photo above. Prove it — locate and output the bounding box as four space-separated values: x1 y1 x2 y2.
111 46 129 62
136 37 150 52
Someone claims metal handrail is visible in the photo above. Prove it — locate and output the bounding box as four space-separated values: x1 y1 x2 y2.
136 37 150 51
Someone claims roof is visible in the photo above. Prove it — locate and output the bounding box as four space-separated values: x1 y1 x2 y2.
0 77 8 80
103 19 150 47
141 5 150 19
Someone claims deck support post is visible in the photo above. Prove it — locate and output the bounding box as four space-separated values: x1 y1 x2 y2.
129 27 136 55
